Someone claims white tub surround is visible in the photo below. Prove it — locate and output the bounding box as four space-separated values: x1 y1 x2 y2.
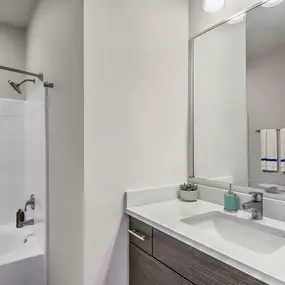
126 185 285 285
0 223 44 285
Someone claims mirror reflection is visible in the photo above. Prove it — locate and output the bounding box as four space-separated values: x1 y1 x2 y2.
193 1 285 195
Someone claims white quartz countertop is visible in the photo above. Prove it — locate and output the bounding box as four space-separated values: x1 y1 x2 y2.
126 198 285 285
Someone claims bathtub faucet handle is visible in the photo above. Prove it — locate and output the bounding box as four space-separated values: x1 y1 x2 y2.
25 194 35 212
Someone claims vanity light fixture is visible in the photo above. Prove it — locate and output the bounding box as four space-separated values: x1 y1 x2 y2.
202 0 226 13
262 0 284 7
228 13 247 24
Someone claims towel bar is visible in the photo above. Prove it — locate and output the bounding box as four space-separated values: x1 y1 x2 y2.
256 129 281 133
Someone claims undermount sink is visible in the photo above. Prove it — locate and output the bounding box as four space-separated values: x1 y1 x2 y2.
181 211 285 254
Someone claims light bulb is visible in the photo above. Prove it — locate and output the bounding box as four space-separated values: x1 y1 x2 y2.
262 0 284 7
203 0 226 13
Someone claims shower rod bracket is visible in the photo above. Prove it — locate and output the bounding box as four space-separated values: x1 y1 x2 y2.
44 81 54 88
38 72 44 82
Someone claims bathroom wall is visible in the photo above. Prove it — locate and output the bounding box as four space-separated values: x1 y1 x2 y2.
84 0 188 284
0 86 46 235
26 0 84 285
247 47 285 188
0 98 25 224
194 20 248 186
0 22 45 227
188 0 263 38
0 24 27 100
0 6 47 254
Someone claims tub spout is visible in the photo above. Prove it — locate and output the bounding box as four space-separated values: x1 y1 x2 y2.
18 219 34 228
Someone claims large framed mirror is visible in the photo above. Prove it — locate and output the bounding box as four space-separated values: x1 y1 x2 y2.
190 0 285 200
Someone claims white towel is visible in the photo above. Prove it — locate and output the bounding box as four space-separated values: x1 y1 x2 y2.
280 129 285 173
260 129 278 172
260 130 267 171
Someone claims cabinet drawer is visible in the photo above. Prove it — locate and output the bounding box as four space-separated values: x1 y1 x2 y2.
129 217 153 254
130 243 193 285
153 229 268 285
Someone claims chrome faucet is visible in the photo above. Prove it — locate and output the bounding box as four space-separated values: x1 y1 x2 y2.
241 192 263 220
16 194 36 228
25 194 35 212
18 219 35 228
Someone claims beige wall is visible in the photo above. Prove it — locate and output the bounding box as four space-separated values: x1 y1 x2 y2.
0 24 26 100
189 0 264 38
84 0 189 284
26 0 84 285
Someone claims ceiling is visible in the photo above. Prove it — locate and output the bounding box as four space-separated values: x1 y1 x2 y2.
0 0 37 28
247 1 285 59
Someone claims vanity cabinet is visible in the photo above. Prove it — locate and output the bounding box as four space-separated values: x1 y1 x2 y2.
129 217 268 285
130 244 193 285
129 216 153 255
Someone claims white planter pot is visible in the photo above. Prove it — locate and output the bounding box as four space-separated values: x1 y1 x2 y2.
179 189 199 202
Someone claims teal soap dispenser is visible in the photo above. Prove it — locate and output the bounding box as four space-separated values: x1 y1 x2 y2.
224 188 238 213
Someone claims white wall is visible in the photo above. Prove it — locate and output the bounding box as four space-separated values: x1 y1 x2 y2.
0 0 37 28
0 93 46 229
26 0 84 285
0 24 27 100
84 0 188 284
194 21 248 185
189 0 263 38
0 11 46 256
0 98 25 224
248 47 285 188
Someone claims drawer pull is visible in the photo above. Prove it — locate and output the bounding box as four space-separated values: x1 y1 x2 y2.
128 229 146 241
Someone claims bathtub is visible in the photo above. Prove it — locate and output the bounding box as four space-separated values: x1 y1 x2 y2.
0 224 45 285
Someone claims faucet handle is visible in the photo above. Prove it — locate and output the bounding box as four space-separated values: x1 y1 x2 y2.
24 194 36 211
249 191 263 202
30 194 35 200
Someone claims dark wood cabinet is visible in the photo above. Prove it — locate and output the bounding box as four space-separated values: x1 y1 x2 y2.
129 216 153 255
153 228 267 285
129 217 268 285
130 244 193 285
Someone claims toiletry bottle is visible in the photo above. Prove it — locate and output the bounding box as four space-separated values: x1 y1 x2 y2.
16 209 25 228
224 189 238 213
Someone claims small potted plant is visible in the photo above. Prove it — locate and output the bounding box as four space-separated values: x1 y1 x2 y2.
179 183 199 202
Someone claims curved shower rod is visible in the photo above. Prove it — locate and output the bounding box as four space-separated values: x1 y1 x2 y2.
0 65 54 88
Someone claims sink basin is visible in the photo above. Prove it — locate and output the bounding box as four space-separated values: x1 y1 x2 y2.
181 211 285 254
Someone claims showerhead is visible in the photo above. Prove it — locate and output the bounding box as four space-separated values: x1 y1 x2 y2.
8 80 22 94
8 78 36 94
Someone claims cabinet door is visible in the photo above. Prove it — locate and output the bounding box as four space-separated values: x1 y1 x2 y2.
130 244 193 285
129 217 153 254
153 229 268 285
